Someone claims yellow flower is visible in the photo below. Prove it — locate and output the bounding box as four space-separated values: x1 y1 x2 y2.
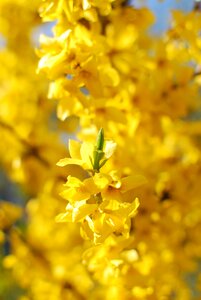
56 130 146 243
80 198 139 244
57 130 116 172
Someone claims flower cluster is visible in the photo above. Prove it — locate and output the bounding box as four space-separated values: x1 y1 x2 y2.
56 129 144 244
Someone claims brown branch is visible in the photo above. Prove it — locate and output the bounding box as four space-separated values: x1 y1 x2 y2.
121 0 130 6
193 70 201 78
0 120 30 148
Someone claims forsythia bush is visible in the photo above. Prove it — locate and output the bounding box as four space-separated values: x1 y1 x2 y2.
0 0 201 299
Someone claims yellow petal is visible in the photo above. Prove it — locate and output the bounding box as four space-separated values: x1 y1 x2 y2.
127 198 140 217
114 198 139 219
106 214 123 231
56 158 83 167
99 65 120 87
60 187 90 202
80 142 94 168
82 0 91 10
65 176 82 188
83 8 98 22
104 140 117 159
121 175 147 193
56 212 72 222
83 177 100 194
69 139 81 159
93 173 111 190
72 203 97 222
